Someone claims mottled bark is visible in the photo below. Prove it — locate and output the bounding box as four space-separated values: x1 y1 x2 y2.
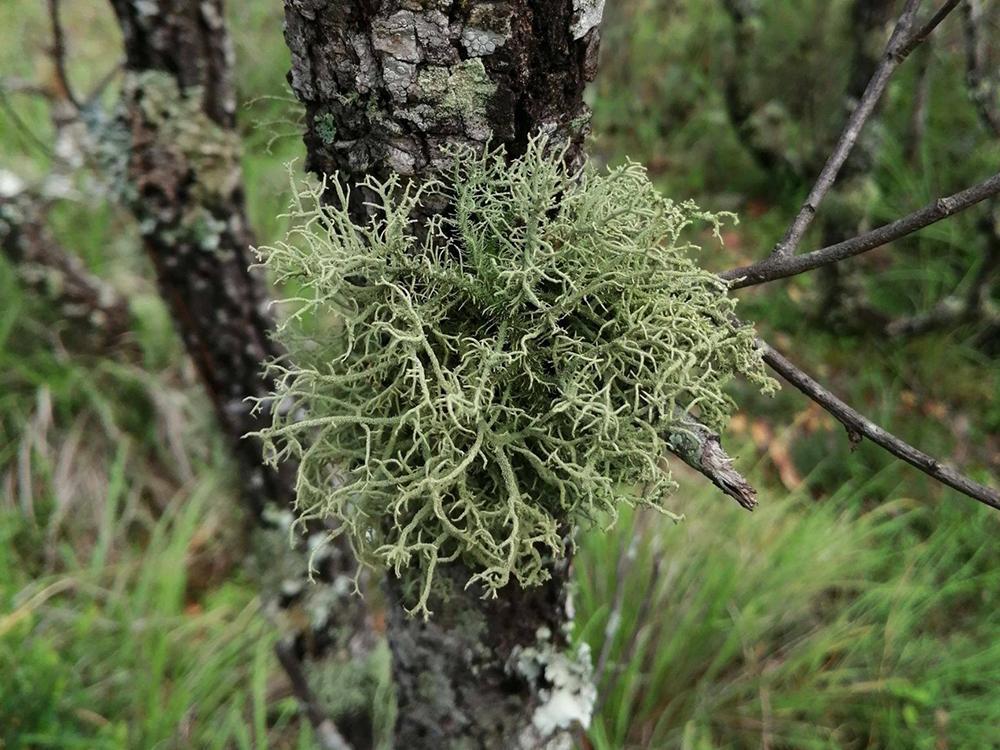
109 0 287 512
281 1 604 746
0 191 132 353
106 2 376 745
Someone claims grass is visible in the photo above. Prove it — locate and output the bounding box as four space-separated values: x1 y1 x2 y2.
1 0 998 748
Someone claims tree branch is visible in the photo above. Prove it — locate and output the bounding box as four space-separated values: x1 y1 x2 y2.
760 340 1000 511
275 641 355 750
46 0 80 110
722 172 1000 287
667 413 758 510
1 191 132 352
770 0 922 257
896 0 964 61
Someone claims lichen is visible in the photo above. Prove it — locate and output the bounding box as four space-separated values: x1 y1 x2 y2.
254 137 775 618
513 627 596 740
570 0 606 40
437 59 497 141
406 59 497 141
124 70 242 206
315 113 339 145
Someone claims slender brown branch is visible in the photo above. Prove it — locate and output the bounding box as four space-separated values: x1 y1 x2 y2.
760 340 1000 511
770 0 922 257
897 0 964 60
275 641 355 750
722 172 1000 287
46 0 80 110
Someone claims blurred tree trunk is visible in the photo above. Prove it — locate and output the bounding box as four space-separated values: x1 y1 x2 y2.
281 0 604 745
108 0 289 512
106 2 376 746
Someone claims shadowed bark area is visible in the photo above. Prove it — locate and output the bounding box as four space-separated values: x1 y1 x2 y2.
281 0 604 746
106 2 376 746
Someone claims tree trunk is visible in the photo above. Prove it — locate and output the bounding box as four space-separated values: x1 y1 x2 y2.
106 2 376 745
281 1 605 746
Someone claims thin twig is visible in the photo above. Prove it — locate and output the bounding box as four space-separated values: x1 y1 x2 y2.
896 0 965 60
46 0 80 110
770 0 922 257
274 641 355 750
722 172 1000 287
760 340 1000 511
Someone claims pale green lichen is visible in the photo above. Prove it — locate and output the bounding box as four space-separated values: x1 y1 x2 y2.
254 137 775 617
314 112 338 145
126 70 242 205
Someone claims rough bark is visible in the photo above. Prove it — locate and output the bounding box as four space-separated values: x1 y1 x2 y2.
109 0 288 512
281 1 604 746
105 2 376 745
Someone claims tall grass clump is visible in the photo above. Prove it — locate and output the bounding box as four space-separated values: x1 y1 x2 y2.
576 474 1000 750
0 481 311 750
255 138 775 615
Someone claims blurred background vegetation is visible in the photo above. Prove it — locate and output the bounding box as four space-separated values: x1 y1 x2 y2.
1 0 997 747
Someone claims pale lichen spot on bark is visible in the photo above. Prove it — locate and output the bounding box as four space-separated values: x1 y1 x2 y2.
460 3 512 56
512 626 596 747
460 26 507 56
441 58 497 141
570 0 606 39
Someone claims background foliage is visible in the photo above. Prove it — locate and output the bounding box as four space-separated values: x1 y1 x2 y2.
1 0 997 748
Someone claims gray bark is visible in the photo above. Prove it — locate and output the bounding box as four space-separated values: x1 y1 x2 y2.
281 1 605 746
105 2 377 745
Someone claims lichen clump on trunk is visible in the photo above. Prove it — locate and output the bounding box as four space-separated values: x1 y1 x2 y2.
255 139 773 617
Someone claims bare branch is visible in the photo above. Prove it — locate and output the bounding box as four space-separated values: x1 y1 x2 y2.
668 413 758 510
884 209 1000 336
771 0 922 257
0 191 132 352
274 641 355 750
897 0 964 60
722 172 1000 287
760 340 1000 511
46 0 80 110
